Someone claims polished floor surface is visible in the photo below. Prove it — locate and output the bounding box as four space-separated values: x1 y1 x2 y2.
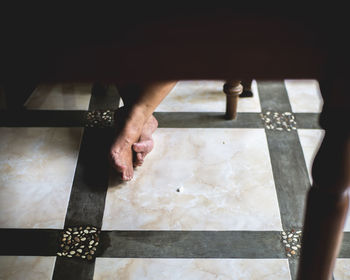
1 80 349 279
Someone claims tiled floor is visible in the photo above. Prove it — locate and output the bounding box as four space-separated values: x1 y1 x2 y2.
94 258 291 280
1 80 349 279
25 83 92 110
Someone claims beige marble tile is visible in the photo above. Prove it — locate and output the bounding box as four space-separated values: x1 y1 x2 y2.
0 256 55 280
0 127 83 228
25 83 92 110
94 258 291 280
153 80 261 112
334 259 350 280
284 79 323 112
103 128 282 230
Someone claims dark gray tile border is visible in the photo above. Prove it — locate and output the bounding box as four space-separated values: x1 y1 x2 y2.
0 229 60 256
52 84 119 280
294 113 322 129
53 258 95 280
257 81 292 112
155 112 265 128
62 128 113 228
3 228 350 259
0 110 320 129
98 231 285 259
0 229 285 259
88 84 120 111
258 80 312 280
265 130 310 229
339 232 350 258
0 110 87 127
288 259 298 280
259 81 311 230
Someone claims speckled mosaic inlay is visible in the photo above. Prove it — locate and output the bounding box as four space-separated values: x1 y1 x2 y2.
85 110 114 128
281 229 302 258
261 111 297 131
57 226 101 260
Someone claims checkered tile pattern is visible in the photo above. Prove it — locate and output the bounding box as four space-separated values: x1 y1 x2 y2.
1 80 348 279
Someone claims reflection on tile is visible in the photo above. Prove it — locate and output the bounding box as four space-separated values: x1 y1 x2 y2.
0 256 55 280
298 129 325 184
284 80 323 113
103 128 282 230
334 259 350 280
0 127 83 228
94 258 291 280
25 83 92 110
154 80 261 112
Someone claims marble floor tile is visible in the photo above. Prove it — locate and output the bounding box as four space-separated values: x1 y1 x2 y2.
334 259 350 280
0 256 55 280
25 83 92 110
0 127 83 228
94 258 291 280
103 128 282 230
284 79 323 113
152 80 261 112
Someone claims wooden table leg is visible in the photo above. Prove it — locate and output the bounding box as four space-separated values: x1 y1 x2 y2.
223 80 243 120
297 79 350 280
240 79 253 97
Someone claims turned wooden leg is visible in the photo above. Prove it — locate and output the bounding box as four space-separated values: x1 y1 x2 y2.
240 79 253 98
297 79 350 280
223 80 243 120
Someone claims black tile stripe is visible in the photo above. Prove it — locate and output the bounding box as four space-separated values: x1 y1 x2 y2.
264 130 310 229
257 80 315 280
258 81 293 112
2 228 350 258
0 229 61 256
294 113 322 129
99 231 284 258
155 112 265 128
61 128 113 227
339 232 350 258
89 84 120 111
52 84 120 280
258 80 310 229
0 111 320 129
0 110 87 127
